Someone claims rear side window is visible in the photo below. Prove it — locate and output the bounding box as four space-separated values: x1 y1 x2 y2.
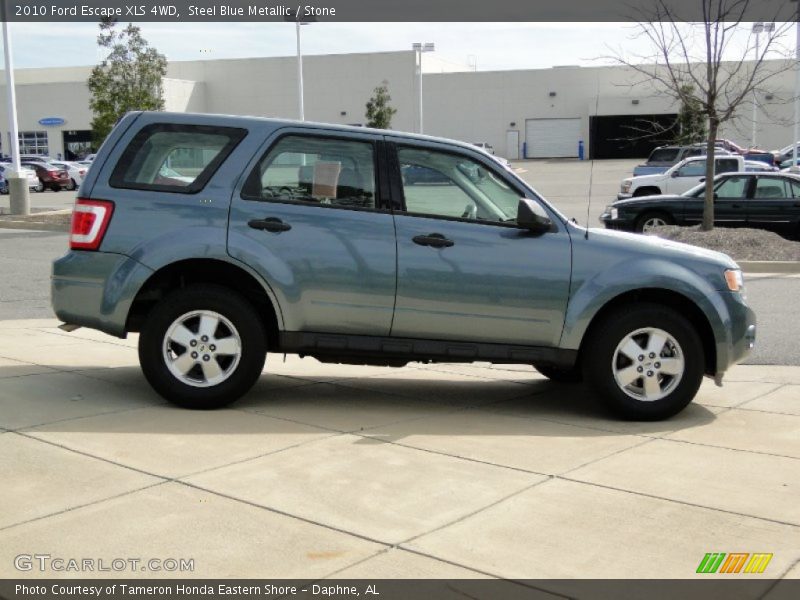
110 123 247 194
648 148 679 162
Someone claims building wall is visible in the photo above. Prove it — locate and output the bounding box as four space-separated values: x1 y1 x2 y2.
0 51 794 160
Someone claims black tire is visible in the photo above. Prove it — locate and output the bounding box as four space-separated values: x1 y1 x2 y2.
50 184 60 192
634 211 674 233
138 284 267 409
534 363 582 383
582 303 704 421
632 187 660 197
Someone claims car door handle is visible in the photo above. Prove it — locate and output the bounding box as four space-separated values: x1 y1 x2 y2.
412 233 454 248
248 217 291 233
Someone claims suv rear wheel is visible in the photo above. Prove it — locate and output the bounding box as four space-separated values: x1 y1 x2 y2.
139 285 267 409
583 304 703 420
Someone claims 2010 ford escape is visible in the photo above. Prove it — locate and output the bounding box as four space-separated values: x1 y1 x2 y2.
51 112 756 420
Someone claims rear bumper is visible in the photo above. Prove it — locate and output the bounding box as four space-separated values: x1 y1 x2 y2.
51 251 153 338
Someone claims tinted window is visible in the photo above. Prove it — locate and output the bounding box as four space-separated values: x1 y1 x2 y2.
714 176 748 199
717 158 739 174
241 135 376 209
754 178 792 199
398 146 519 222
110 123 247 193
648 148 680 162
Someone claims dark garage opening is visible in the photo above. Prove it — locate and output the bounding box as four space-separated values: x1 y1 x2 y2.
62 130 95 161
590 114 678 159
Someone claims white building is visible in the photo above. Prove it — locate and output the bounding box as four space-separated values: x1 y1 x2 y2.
0 50 793 160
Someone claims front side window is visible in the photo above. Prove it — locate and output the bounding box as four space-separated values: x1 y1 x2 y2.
241 135 376 209
110 123 247 193
713 176 748 199
397 146 519 223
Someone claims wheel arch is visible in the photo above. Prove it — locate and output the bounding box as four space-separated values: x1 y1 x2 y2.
633 186 661 197
575 287 717 376
126 258 282 351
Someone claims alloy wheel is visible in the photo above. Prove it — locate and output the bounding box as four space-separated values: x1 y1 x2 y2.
611 327 684 402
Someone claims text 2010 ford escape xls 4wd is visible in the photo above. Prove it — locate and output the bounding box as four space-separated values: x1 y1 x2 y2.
52 112 756 420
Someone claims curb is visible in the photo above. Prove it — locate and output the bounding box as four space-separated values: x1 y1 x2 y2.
738 261 800 274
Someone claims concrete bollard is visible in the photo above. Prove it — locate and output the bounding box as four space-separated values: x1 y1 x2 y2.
8 175 30 215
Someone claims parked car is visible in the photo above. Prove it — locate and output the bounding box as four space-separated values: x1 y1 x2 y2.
745 160 778 173
473 142 495 155
772 142 800 166
0 164 41 193
21 161 70 192
51 111 756 421
50 161 88 191
620 155 744 199
602 172 800 238
632 145 705 177
19 154 52 164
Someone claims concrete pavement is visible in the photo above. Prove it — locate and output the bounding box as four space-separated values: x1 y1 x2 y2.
1 319 799 581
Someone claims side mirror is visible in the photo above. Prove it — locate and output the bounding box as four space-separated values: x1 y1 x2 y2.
517 198 552 233
671 171 680 178
699 177 705 183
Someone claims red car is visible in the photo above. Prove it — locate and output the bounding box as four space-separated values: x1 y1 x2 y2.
21 161 70 192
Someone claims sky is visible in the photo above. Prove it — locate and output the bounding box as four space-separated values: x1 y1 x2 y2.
2 21 791 72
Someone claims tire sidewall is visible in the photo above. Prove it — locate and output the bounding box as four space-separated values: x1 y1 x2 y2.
139 285 267 409
584 305 704 420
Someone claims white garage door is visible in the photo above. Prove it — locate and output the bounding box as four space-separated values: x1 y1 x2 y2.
525 118 581 158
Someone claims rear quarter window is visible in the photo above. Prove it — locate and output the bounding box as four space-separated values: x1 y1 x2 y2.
109 123 247 194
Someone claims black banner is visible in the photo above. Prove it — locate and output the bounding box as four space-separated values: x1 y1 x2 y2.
1 579 799 600
0 0 796 23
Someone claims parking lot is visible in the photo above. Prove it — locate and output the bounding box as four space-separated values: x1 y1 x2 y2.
1 158 798 586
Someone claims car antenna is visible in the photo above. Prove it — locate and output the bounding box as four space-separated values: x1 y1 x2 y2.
585 74 601 240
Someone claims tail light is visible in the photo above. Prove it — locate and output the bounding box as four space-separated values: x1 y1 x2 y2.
70 199 114 250
47 170 58 177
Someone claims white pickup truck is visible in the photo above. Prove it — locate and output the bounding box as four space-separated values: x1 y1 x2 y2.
619 155 744 199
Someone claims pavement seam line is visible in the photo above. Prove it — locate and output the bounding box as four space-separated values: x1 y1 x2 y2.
398 476 554 546
0 481 168 534
176 479 394 548
557 475 800 529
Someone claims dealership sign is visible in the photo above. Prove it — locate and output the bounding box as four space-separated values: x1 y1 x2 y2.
38 117 65 127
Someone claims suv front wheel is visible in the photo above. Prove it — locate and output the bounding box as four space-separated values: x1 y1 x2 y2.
139 285 267 409
583 304 704 420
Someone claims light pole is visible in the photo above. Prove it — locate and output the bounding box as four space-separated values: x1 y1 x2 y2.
795 5 800 171
285 12 315 121
751 22 775 148
1 16 29 215
412 42 435 134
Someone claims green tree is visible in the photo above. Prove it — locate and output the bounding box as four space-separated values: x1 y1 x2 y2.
673 84 706 146
365 81 397 129
87 19 167 146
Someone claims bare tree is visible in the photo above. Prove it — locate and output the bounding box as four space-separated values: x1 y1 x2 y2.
613 0 793 230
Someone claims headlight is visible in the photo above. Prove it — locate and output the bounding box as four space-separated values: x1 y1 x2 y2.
621 180 632 193
610 208 619 220
724 269 743 292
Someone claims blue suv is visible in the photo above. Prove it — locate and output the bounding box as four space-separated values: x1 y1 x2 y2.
52 112 756 420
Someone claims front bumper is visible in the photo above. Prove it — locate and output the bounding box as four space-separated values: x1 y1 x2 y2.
599 213 634 230
51 251 153 338
715 291 757 375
